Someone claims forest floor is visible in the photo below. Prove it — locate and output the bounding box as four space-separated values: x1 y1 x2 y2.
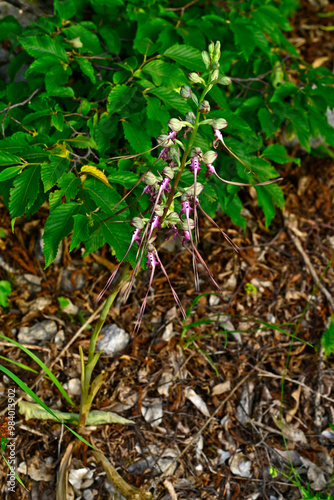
0 1 334 499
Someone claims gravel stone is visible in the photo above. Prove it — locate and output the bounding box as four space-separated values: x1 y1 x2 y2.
97 324 130 356
17 320 58 345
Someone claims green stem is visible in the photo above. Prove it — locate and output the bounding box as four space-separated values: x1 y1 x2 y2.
78 263 130 433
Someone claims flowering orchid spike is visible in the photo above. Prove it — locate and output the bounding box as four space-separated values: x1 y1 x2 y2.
154 252 186 319
189 155 202 245
96 228 141 302
134 250 158 333
180 201 200 290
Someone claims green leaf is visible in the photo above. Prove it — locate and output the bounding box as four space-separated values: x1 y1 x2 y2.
83 177 121 213
142 60 186 87
41 157 70 192
70 214 90 251
76 57 96 84
9 164 41 228
0 151 22 166
54 0 77 19
107 85 137 114
122 119 152 154
51 112 64 132
99 25 121 54
147 87 190 114
262 144 300 165
164 44 205 72
322 315 334 358
25 55 60 77
0 332 75 406
0 280 11 308
43 202 78 268
63 23 103 55
101 218 136 266
49 172 80 211
271 82 299 103
64 135 97 149
45 64 71 94
258 107 284 138
20 35 68 62
0 365 92 449
230 22 256 61
255 183 284 227
0 15 22 41
107 170 139 188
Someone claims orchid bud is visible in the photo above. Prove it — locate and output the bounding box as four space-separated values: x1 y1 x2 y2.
143 172 158 186
210 118 228 130
211 69 219 82
201 50 211 69
155 205 164 217
202 150 218 165
208 41 215 58
185 111 196 125
213 41 221 63
188 72 205 85
218 76 231 86
181 183 205 200
168 118 185 132
180 85 192 99
157 134 173 147
198 100 210 114
166 212 180 224
131 217 145 229
190 147 202 158
180 218 195 231
162 166 174 179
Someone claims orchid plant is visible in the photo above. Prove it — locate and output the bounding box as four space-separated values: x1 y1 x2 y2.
97 41 281 330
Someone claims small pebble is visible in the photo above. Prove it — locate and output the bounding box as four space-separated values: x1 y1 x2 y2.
97 324 130 356
17 320 57 345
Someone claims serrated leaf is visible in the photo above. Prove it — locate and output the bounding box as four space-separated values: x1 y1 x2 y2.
0 15 22 41
83 177 121 213
76 57 96 84
230 22 256 61
70 214 90 251
262 144 300 165
142 60 187 87
101 219 136 266
54 0 77 19
9 165 41 228
64 135 97 149
164 44 205 72
81 165 111 186
0 166 22 182
107 170 139 188
107 85 137 114
41 157 70 192
20 35 68 62
63 23 103 55
122 120 152 154
43 202 78 268
258 107 284 138
25 55 60 77
147 87 190 114
255 183 284 227
0 151 22 166
49 172 80 211
51 112 64 132
270 82 298 103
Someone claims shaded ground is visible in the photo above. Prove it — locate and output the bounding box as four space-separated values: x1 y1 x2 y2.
0 1 334 499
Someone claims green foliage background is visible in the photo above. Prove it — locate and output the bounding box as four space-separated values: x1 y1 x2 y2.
0 0 333 267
